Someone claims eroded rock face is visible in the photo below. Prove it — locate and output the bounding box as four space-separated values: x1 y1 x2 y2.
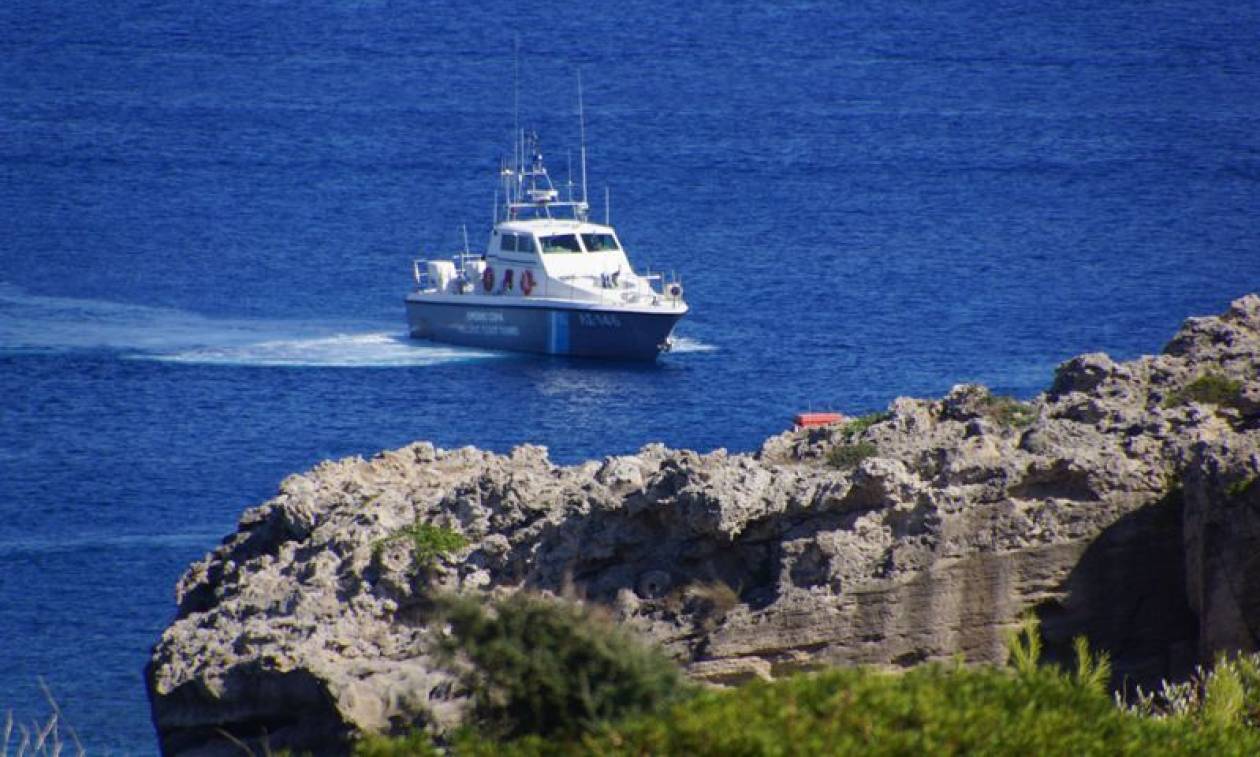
148 294 1260 755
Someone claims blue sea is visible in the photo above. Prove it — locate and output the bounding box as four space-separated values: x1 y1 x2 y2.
1 0 1257 751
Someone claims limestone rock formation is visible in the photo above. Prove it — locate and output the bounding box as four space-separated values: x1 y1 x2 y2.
148 294 1260 755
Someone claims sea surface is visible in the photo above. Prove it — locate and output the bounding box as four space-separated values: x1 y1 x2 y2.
1 0 1257 751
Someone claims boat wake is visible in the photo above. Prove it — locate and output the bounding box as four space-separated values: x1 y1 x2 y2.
0 284 501 367
670 336 718 354
155 332 500 367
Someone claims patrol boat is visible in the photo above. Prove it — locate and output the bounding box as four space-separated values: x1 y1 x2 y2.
405 132 687 361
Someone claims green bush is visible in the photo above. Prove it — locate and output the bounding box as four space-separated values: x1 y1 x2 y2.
434 593 690 741
841 411 891 441
374 521 469 569
1164 373 1245 409
827 442 878 470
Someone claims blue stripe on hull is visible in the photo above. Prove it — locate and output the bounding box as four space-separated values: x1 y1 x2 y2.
405 300 681 361
548 310 571 355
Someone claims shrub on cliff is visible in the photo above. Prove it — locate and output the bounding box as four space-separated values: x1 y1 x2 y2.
979 392 1037 429
827 442 878 470
1164 372 1245 410
434 593 690 741
373 521 469 571
841 411 891 440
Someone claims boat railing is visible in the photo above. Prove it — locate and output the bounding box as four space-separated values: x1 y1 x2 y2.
413 256 684 306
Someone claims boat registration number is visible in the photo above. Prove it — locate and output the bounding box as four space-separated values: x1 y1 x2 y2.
578 313 622 328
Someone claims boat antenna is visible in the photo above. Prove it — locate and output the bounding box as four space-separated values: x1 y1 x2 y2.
513 36 522 207
578 70 588 208
605 185 610 224
461 224 471 255
492 187 499 224
566 150 574 202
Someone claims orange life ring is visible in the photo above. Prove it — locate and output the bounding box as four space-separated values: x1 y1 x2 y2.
482 266 494 292
521 270 536 296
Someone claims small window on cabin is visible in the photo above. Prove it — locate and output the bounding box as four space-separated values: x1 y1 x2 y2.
501 233 517 252
580 233 620 252
518 235 537 253
540 234 582 253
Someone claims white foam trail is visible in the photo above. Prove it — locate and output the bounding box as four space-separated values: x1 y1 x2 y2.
155 331 500 367
0 284 500 367
670 336 718 353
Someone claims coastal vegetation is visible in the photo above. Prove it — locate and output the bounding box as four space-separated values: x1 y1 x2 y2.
373 521 469 570
2 683 84 757
431 593 689 741
1164 372 1245 410
826 441 878 470
356 603 1260 756
840 411 891 440
825 411 891 469
978 391 1037 429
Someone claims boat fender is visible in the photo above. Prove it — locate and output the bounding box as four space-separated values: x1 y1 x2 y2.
482 266 495 292
503 268 514 291
521 270 536 296
667 283 683 298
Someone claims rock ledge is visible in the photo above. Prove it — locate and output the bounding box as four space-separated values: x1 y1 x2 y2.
148 295 1260 755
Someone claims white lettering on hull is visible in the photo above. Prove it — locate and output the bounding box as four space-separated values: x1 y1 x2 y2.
451 323 521 337
578 313 622 328
454 309 519 335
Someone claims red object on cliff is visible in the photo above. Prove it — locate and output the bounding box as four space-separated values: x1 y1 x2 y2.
794 412 846 429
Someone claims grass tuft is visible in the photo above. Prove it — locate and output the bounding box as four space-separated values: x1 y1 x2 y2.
2 681 84 757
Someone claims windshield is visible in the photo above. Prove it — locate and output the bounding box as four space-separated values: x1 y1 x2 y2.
500 233 536 254
539 234 582 253
581 233 620 252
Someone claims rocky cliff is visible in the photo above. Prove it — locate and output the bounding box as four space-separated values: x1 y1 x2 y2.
147 295 1260 755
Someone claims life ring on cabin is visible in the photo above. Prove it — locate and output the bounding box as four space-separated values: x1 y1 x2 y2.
521 270 536 296
503 268 515 291
482 266 495 292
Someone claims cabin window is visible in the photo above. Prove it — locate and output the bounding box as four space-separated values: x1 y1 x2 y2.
580 233 620 252
517 235 537 253
540 234 582 253
500 233 517 252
